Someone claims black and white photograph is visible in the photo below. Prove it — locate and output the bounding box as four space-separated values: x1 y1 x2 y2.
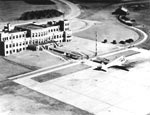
0 0 150 115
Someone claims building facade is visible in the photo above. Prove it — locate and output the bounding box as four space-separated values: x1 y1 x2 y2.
112 6 129 16
0 20 72 56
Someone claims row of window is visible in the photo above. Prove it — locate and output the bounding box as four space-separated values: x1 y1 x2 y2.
65 28 69 31
32 33 63 39
5 47 26 55
32 28 60 37
65 23 69 26
5 33 65 49
2 34 25 41
32 36 63 45
6 41 29 48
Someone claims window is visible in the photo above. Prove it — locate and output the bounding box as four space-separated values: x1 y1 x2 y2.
10 50 12 54
16 35 18 38
6 51 8 54
9 44 11 48
13 50 15 52
13 44 15 47
20 43 22 46
16 43 18 46
65 28 69 31
19 35 21 38
13 36 15 39
26 41 28 44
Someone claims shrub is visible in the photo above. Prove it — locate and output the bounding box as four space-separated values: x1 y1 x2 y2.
119 41 125 44
125 38 134 43
19 9 63 20
102 39 107 43
111 40 117 44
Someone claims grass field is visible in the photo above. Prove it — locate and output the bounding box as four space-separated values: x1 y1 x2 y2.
74 21 139 43
32 64 90 82
0 57 31 81
5 51 65 69
124 1 150 49
104 50 140 61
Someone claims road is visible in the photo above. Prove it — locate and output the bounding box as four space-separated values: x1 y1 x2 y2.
53 0 81 19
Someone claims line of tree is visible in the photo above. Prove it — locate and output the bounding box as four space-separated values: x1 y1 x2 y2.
119 38 134 44
68 0 122 3
18 9 63 20
23 0 55 5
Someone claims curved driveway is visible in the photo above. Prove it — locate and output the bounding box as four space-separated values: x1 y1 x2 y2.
56 0 148 47
52 0 81 19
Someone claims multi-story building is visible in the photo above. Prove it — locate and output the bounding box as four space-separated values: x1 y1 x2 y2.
0 20 72 56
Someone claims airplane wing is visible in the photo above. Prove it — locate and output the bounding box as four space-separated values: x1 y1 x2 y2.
101 56 127 71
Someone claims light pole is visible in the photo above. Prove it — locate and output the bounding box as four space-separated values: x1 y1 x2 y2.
95 31 98 57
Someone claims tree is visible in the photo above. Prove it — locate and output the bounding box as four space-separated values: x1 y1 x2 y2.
119 41 125 44
19 9 63 20
111 40 117 44
125 38 134 43
102 39 107 43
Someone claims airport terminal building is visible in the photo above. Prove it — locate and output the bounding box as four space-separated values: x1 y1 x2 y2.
0 20 72 56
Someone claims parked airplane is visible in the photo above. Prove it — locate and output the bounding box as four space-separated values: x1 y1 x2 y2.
94 56 128 72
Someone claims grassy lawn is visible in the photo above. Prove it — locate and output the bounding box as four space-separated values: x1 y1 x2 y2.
0 50 65 81
74 21 139 43
0 57 31 82
124 1 150 49
5 51 65 69
104 50 140 61
32 64 90 82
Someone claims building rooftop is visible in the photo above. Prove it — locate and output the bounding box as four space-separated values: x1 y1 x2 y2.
120 6 128 12
1 29 25 34
16 22 60 30
16 23 44 30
